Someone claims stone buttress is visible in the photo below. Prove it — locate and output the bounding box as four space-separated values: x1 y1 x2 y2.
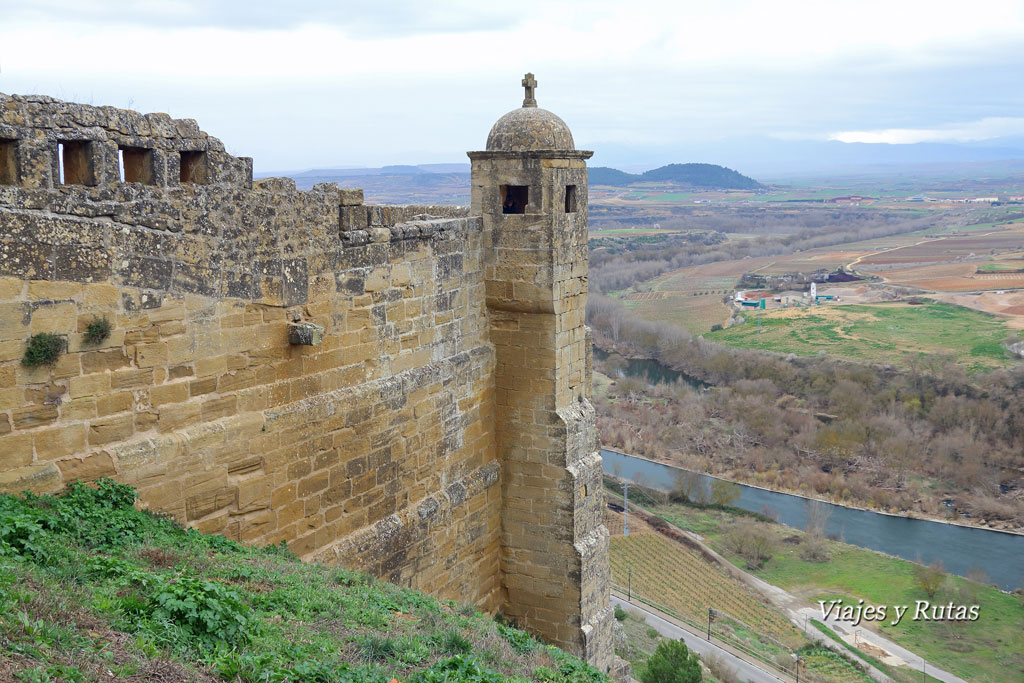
469 75 616 672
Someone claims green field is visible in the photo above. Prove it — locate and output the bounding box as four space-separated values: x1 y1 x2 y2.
978 261 1024 272
646 500 1024 683
705 302 1015 371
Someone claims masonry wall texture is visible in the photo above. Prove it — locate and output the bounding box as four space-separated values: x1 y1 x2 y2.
0 91 621 676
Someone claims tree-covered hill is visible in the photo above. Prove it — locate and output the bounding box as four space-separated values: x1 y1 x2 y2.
589 163 763 189
0 480 608 683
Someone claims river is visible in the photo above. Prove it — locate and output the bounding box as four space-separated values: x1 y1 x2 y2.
602 448 1024 591
593 347 708 389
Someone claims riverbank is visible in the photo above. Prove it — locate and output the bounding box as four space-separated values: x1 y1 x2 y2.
609 448 1024 539
592 338 1024 535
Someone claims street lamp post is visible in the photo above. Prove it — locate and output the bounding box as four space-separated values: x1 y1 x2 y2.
622 483 630 537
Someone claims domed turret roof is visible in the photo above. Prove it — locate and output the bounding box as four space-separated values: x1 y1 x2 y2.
485 73 575 152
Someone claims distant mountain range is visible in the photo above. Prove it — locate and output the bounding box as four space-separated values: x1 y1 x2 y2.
264 161 764 195
589 137 1024 180
288 163 470 179
588 163 763 189
265 165 471 204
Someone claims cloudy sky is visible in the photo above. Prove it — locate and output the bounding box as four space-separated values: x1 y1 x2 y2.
2 0 1023 172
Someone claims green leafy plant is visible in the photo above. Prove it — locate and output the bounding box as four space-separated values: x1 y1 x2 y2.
148 574 252 648
0 499 46 557
496 622 536 654
83 315 112 345
21 332 66 367
409 655 503 683
614 604 628 621
642 639 702 683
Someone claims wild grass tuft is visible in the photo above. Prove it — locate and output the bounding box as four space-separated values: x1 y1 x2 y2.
21 332 66 367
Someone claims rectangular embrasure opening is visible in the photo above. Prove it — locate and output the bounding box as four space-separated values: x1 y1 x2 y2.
120 146 155 184
179 150 208 184
59 140 95 185
565 184 577 213
500 184 528 214
0 139 17 185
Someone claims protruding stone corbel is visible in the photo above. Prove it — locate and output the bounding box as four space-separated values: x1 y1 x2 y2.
287 321 324 346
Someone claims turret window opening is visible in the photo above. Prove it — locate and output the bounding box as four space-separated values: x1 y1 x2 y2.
564 185 577 213
501 185 528 214
0 139 17 185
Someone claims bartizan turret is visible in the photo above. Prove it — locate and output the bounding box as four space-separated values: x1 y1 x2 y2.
469 74 615 672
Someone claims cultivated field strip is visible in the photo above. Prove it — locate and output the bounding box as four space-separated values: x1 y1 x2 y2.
609 533 795 639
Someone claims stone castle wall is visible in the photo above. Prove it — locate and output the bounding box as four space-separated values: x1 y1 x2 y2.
0 93 622 676
0 93 502 609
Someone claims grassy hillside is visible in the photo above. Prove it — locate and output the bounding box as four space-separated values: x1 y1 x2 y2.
0 480 607 683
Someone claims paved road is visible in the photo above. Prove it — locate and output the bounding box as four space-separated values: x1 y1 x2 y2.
612 595 787 683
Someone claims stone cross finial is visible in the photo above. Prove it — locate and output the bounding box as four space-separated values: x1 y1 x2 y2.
522 73 537 108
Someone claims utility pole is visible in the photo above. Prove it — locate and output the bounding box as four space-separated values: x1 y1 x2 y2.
627 569 632 602
707 608 713 641
622 482 630 537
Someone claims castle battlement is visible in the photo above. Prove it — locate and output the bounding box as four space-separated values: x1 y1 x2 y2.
0 82 622 677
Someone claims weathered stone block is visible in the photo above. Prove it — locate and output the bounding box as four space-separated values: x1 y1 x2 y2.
0 433 33 467
158 401 200 432
56 452 116 482
151 381 189 407
96 391 132 417
186 486 236 521
0 464 60 495
89 414 133 445
12 404 58 429
287 322 324 346
338 187 363 206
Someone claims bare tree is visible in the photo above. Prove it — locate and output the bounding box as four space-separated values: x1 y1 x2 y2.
914 559 946 599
